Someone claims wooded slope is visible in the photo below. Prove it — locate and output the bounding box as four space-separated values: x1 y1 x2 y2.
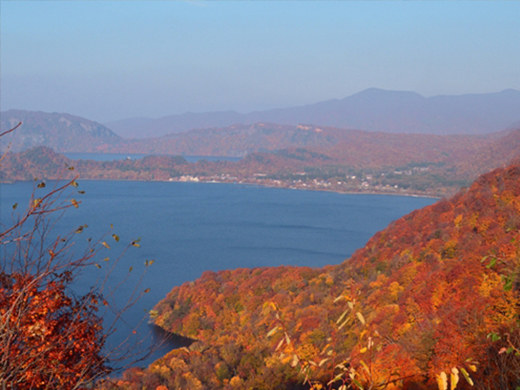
0 110 120 152
104 162 520 389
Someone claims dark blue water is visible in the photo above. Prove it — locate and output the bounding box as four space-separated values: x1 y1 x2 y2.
0 180 435 368
63 152 241 163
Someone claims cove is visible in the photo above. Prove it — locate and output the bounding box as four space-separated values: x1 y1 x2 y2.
0 180 436 367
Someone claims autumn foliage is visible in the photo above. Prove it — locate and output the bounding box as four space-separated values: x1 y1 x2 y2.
0 272 107 389
0 125 152 389
3 120 520 389
110 160 520 389
2 126 520 198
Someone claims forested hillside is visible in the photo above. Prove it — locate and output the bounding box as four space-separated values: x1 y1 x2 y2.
102 122 492 161
0 110 120 152
101 160 520 389
2 127 519 198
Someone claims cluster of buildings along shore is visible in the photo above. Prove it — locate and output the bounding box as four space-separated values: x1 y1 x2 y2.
172 172 445 198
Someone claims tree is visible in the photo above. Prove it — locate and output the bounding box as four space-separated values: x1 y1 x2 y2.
0 123 152 389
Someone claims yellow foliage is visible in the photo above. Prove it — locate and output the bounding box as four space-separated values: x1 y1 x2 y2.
491 292 519 324
443 239 458 258
323 274 334 286
499 190 515 205
229 376 244 387
388 281 404 302
264 355 279 368
405 298 421 324
280 353 293 365
431 281 447 310
399 265 418 286
478 274 499 298
454 214 463 227
467 213 479 228
398 248 414 264
308 273 334 287
369 274 388 289
296 343 319 362
450 367 459 390
478 273 519 324
436 371 448 390
182 371 203 390
149 363 171 377
397 322 413 337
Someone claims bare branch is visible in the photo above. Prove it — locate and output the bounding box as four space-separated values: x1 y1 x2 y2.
0 122 22 139
0 124 158 389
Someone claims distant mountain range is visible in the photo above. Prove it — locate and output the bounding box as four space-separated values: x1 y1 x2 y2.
0 110 120 153
106 122 490 165
3 118 519 197
1 88 519 154
105 88 520 138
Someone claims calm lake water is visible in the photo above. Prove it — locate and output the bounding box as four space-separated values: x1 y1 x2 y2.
64 152 241 163
0 180 436 368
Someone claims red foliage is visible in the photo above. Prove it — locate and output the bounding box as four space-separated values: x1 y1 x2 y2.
0 272 108 389
99 162 520 389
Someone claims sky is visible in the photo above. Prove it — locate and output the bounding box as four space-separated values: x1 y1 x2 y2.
1 1 520 123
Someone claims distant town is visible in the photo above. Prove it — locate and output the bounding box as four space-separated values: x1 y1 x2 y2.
174 166 441 198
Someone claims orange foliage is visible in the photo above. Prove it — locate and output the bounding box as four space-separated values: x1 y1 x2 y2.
112 163 520 389
0 272 107 389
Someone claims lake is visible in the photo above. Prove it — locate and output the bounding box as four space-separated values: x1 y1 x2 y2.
63 152 241 163
0 180 436 368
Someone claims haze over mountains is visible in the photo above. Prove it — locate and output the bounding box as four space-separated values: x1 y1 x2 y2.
0 109 120 153
105 88 520 139
1 88 519 162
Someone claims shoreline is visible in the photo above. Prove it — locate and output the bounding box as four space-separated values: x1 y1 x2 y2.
198 179 443 199
0 177 444 200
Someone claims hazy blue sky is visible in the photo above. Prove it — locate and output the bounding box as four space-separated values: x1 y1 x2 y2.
1 1 519 123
